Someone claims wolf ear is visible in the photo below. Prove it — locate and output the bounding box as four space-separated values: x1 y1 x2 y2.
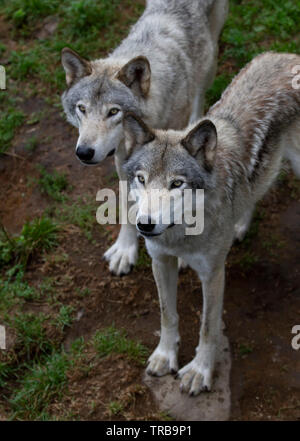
117 56 151 98
61 48 92 87
123 112 154 157
182 120 217 171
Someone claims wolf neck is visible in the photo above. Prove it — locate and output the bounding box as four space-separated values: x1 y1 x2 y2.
204 115 245 202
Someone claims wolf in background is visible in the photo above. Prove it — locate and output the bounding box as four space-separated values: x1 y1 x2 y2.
122 52 300 395
61 0 229 275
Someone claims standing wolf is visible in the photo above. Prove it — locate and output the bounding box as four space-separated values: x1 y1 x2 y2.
122 52 300 395
61 0 228 275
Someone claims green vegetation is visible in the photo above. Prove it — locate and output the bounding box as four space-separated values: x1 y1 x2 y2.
0 362 14 388
10 312 53 361
38 167 69 202
135 244 151 269
0 105 25 154
239 343 254 357
223 0 300 65
0 271 62 316
54 196 98 240
1 323 148 420
53 305 74 331
3 0 60 27
9 350 70 420
0 0 140 95
238 251 258 270
108 400 124 416
93 326 149 365
0 272 37 312
0 217 58 268
75 287 91 298
3 0 121 36
1 330 85 420
24 136 39 152
206 0 300 107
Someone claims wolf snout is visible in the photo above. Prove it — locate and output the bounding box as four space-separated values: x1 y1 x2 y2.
76 145 95 161
137 216 156 234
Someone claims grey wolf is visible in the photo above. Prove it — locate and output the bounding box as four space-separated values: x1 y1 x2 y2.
122 52 300 395
61 0 228 275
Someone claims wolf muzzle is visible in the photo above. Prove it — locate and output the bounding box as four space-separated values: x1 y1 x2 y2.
76 145 95 162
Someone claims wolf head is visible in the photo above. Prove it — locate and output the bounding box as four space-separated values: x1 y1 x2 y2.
61 48 151 165
122 113 217 238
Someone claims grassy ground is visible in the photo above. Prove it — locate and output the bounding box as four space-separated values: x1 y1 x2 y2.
0 0 300 421
206 0 300 107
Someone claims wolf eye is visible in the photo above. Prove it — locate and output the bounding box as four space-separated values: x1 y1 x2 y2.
171 180 184 189
108 108 120 117
137 175 145 184
77 104 86 114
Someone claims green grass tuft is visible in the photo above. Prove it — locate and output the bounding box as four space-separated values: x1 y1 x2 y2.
54 197 97 240
108 400 123 416
239 343 254 356
206 0 300 109
9 350 70 420
62 0 121 37
0 271 41 313
0 106 25 154
0 217 58 268
93 326 149 365
10 312 53 361
3 0 60 29
135 245 151 270
38 167 69 202
221 0 300 67
54 305 74 331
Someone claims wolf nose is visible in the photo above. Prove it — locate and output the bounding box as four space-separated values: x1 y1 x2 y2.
76 146 95 161
137 216 155 233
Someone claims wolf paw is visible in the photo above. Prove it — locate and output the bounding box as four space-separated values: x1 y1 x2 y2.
146 346 178 377
104 237 138 276
177 359 213 396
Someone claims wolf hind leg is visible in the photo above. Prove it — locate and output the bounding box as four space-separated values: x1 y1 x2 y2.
189 0 228 125
189 88 206 124
189 55 217 124
234 208 254 242
208 0 229 43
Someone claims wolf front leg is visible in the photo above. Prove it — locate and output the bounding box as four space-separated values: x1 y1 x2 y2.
147 255 180 376
178 264 225 396
103 153 138 276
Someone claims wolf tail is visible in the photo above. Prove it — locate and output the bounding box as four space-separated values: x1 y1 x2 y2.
206 0 229 43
